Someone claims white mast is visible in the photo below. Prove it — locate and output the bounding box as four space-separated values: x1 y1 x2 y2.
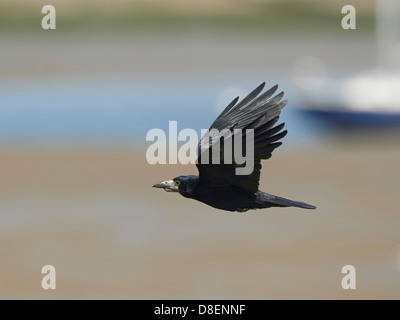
375 0 400 70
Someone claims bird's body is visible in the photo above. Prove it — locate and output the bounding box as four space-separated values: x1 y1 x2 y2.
153 82 316 212
172 175 315 212
177 175 257 212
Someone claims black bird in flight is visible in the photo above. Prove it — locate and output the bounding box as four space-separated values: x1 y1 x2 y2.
153 82 316 212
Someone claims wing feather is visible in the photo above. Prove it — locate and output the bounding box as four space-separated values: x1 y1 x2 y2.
196 83 288 192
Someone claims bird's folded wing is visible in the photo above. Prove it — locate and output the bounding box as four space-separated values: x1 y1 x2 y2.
196 83 288 193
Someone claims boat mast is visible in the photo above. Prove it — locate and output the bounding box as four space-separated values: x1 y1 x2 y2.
375 0 400 70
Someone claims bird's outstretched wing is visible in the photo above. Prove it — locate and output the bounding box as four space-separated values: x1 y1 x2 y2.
196 82 288 193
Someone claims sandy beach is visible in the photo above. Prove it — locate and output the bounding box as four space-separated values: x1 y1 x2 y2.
0 139 399 299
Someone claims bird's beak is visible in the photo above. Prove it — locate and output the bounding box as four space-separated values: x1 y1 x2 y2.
152 180 179 192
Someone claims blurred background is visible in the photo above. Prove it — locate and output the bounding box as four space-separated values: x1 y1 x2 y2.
1 0 399 299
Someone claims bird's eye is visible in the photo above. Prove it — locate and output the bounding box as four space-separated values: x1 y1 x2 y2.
175 181 180 186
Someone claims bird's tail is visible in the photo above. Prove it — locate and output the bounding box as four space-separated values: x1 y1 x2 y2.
258 192 316 210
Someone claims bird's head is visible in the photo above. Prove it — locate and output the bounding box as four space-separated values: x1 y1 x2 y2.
152 175 199 197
